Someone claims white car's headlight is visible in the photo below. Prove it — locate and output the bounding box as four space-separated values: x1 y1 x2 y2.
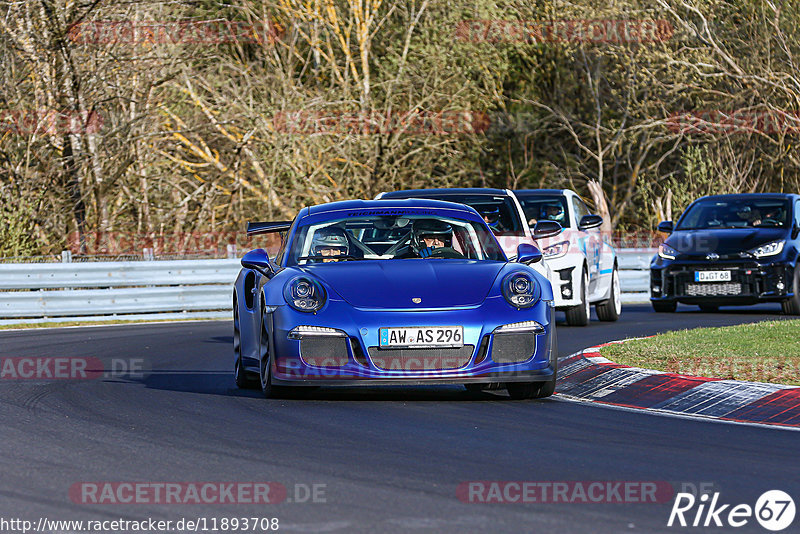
658 243 679 260
747 240 785 258
543 240 569 259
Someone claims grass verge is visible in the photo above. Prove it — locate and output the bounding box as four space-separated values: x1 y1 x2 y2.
600 320 800 386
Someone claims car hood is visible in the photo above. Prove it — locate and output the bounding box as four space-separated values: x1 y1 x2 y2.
302 260 504 308
666 228 787 256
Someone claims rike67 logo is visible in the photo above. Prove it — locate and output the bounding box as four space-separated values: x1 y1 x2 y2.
668 490 795 531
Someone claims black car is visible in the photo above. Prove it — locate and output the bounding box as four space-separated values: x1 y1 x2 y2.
650 193 800 314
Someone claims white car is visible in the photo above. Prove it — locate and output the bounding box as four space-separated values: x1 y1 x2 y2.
375 188 562 281
512 189 621 325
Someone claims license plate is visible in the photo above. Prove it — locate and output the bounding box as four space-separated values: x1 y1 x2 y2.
379 326 464 348
694 270 732 282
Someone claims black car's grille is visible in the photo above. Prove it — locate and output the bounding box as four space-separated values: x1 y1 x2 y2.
664 263 760 297
685 282 742 296
367 346 474 371
491 333 536 363
300 337 350 367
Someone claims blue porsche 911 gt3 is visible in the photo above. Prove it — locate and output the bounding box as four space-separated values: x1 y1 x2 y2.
232 199 557 399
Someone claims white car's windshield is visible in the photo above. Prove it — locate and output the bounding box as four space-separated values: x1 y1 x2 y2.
677 198 791 230
515 195 570 228
287 214 505 265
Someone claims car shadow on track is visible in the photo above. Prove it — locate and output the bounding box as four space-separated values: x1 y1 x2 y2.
127 371 553 402
206 335 234 344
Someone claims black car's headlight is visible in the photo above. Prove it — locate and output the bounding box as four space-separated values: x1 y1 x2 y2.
284 277 326 312
747 240 785 258
658 243 679 260
502 272 540 309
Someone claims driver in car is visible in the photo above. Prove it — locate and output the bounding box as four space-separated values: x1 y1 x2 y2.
478 206 504 233
528 202 566 226
311 227 350 262
412 220 455 258
735 205 763 227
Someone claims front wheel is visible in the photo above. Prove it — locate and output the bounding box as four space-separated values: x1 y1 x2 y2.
782 267 800 315
652 300 677 313
258 308 287 398
565 268 590 326
234 301 258 389
507 377 556 400
596 266 621 321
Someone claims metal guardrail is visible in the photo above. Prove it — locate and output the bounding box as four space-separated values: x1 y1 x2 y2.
0 259 240 324
617 248 655 303
0 250 656 325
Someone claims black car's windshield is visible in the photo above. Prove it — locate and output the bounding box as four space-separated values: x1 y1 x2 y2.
515 194 571 228
390 194 524 236
676 198 791 230
287 214 505 266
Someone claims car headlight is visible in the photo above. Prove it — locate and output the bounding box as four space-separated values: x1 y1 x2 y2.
747 240 785 258
283 277 326 312
493 320 545 334
658 243 679 260
502 272 540 309
543 240 569 259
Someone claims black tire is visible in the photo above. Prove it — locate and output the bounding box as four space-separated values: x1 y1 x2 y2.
698 304 719 313
258 307 287 398
506 342 557 400
506 382 537 400
782 266 800 315
652 300 677 313
565 268 590 326
234 299 258 389
506 377 556 400
596 265 621 322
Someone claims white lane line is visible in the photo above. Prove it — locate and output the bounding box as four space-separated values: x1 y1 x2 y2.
553 394 800 432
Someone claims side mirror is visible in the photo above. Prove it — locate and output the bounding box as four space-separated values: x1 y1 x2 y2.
515 243 542 264
579 214 603 231
657 220 674 234
532 220 562 239
241 248 273 275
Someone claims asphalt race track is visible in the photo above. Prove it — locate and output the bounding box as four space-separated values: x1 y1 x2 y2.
1 304 798 533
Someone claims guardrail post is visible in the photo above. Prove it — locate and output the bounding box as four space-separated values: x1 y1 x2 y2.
226 244 237 259
143 247 154 261
61 250 72 263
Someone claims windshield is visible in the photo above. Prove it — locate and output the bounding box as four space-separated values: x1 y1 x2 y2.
286 213 505 266
390 194 524 236
514 194 570 228
676 198 791 230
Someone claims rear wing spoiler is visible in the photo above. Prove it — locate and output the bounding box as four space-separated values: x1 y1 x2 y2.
246 221 292 236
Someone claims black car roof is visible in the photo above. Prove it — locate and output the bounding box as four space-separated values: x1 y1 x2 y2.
695 193 798 201
381 188 510 197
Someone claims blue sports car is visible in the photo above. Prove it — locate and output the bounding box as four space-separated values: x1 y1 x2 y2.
232 199 557 399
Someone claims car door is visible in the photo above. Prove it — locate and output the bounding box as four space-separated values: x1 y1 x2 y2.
571 196 601 291
796 200 800 235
